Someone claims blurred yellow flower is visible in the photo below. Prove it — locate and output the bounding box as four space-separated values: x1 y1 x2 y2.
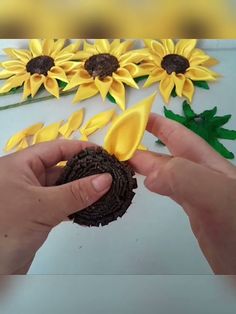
64 39 148 110
142 39 219 103
0 39 80 99
59 108 84 138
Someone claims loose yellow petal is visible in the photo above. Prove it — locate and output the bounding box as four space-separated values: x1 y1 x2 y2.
104 93 156 161
29 39 43 57
94 76 113 101
182 78 195 103
44 77 59 98
16 138 29 151
30 74 45 97
80 109 115 139
25 122 44 135
109 79 126 111
73 82 98 103
112 68 139 89
33 121 62 144
159 74 175 103
59 109 84 138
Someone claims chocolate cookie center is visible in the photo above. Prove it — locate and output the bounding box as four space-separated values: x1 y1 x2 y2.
26 56 55 76
161 54 190 74
84 53 119 79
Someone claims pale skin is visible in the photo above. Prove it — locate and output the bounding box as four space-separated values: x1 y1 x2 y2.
0 114 236 274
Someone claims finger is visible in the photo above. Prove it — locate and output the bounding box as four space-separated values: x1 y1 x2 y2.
147 113 235 176
35 173 113 222
44 166 64 186
129 150 171 176
16 139 96 169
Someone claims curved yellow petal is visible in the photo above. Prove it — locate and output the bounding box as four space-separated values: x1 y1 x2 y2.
104 93 156 161
59 108 84 138
1 73 29 93
2 60 25 72
201 58 219 67
113 68 138 89
3 48 17 58
4 131 25 152
175 39 197 58
64 69 92 91
119 49 149 65
29 39 43 57
110 39 121 50
95 39 110 53
159 74 175 103
44 77 59 98
0 69 13 79
111 40 133 57
61 40 81 54
22 78 31 100
42 39 55 55
54 52 74 64
80 109 115 139
182 78 195 103
16 138 29 151
33 121 62 144
60 61 80 73
73 82 98 103
73 51 92 60
186 66 216 81
143 68 165 87
51 39 66 56
146 40 165 58
161 39 175 54
9 49 31 63
135 62 155 77
109 79 126 111
48 66 68 83
173 74 185 97
30 74 45 97
94 76 113 101
25 122 44 135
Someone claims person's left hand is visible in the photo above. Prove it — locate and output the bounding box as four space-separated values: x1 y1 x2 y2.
0 140 112 274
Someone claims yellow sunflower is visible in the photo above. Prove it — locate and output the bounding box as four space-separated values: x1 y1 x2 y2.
141 39 219 103
0 39 80 99
63 39 149 110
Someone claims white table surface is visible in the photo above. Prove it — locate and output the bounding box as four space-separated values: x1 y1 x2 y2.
0 40 235 274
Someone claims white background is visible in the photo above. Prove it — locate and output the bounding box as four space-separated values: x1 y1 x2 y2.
0 40 235 274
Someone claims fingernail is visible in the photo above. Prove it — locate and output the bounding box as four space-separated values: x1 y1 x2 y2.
92 173 112 192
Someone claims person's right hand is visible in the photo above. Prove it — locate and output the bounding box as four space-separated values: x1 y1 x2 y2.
130 113 236 274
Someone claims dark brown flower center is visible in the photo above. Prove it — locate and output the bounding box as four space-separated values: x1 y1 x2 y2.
161 54 190 74
26 56 55 76
84 53 119 79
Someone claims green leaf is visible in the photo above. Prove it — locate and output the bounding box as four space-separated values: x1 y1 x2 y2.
183 101 195 118
210 139 234 159
107 92 117 104
171 87 177 97
164 106 186 124
201 107 217 119
211 115 231 128
216 128 236 140
193 80 210 90
57 80 68 89
134 75 149 83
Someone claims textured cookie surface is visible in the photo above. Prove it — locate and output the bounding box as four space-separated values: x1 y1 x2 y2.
56 147 137 227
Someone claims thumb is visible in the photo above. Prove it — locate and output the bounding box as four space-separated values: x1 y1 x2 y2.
41 173 112 218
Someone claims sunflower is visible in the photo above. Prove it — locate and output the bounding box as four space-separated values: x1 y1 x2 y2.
0 39 80 99
141 39 219 103
63 39 149 110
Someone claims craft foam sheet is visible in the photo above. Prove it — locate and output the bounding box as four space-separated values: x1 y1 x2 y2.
0 40 235 274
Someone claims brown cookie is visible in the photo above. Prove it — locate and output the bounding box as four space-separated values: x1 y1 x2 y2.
56 147 137 227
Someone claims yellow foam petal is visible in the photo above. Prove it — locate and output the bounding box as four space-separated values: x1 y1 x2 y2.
10 49 31 63
59 108 84 138
16 138 29 151
119 49 149 65
109 79 126 111
143 68 165 88
64 69 92 91
186 66 216 81
30 74 45 97
95 39 110 53
182 78 195 103
73 82 98 103
22 78 31 100
175 39 197 58
29 39 43 57
44 77 59 98
112 68 138 89
0 69 13 79
111 40 133 57
4 131 25 152
160 74 175 103
33 121 62 144
48 66 68 83
161 39 175 54
94 76 113 101
42 39 55 55
80 109 115 138
149 40 165 58
173 74 185 97
104 93 156 161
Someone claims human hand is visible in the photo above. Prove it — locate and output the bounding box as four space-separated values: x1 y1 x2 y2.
130 113 236 274
0 140 112 274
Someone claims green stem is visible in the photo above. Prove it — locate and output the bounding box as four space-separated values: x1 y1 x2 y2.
0 90 76 111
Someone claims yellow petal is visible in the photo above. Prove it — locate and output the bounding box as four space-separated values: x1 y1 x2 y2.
24 122 44 135
112 68 138 89
95 39 110 53
59 108 84 138
143 68 165 87
51 39 66 56
73 51 92 60
119 49 149 65
0 73 29 93
138 143 148 151
48 66 68 83
9 49 31 63
201 58 219 67
0 69 13 79
104 93 156 161
4 131 25 152
42 39 55 55
79 133 88 141
134 62 155 77
33 121 62 144
175 39 197 58
111 40 133 57
2 60 25 72
64 69 92 91
60 61 80 73
30 74 45 97
159 74 175 103
54 52 74 64
61 40 81 54
173 74 185 97
94 76 113 101
16 138 29 151
57 161 67 167
73 82 98 103
182 78 195 103
185 66 216 81
147 40 165 58
161 39 175 54
22 78 31 100
109 79 126 111
44 77 59 98
3 48 17 58
110 39 121 50
80 109 115 138
29 39 43 57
